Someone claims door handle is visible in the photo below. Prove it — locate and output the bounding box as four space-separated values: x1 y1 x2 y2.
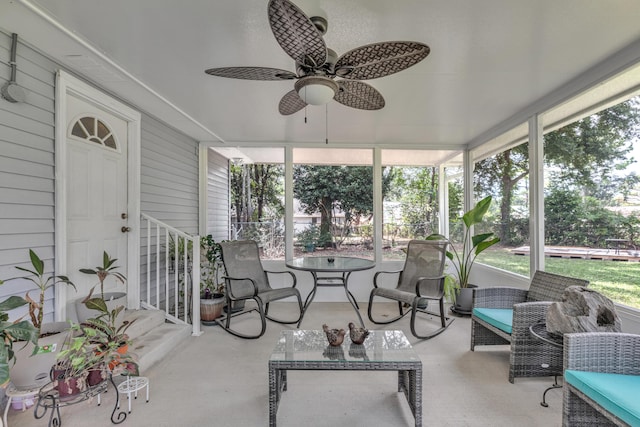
121 226 131 233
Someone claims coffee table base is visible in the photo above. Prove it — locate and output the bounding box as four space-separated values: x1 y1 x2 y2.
268 361 422 427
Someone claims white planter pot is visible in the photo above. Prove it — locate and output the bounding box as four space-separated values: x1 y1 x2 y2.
10 322 70 390
75 291 127 323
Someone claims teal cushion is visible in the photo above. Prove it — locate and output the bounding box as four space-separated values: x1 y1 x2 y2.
472 308 513 334
565 370 640 427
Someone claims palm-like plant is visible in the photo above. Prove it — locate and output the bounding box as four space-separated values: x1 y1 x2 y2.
80 251 126 300
427 195 500 289
12 249 76 334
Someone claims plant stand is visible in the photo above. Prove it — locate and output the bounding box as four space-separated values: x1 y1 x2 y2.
3 383 38 427
116 377 149 414
34 374 126 427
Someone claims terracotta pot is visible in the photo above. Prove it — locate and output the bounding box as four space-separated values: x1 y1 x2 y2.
201 296 225 321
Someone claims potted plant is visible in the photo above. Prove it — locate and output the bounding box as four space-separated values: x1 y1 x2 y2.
296 226 320 253
76 251 127 322
52 324 100 399
6 250 77 390
427 195 500 314
0 279 39 386
199 235 225 323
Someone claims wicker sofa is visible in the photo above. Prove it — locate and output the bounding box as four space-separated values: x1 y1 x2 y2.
563 332 640 426
470 270 589 383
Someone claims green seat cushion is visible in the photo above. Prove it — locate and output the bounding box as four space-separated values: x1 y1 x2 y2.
565 370 640 427
472 308 513 334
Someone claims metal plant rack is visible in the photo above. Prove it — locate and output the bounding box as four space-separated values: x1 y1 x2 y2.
34 375 126 427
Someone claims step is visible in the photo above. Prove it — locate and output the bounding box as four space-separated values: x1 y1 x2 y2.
119 309 166 341
129 322 192 373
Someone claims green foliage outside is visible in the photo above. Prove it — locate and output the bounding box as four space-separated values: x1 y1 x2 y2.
478 248 640 308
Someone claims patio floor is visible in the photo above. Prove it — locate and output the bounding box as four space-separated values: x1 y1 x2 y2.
9 302 564 427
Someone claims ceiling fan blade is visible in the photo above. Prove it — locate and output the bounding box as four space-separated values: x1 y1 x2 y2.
334 81 385 110
335 41 430 80
268 0 327 68
205 66 297 81
279 90 307 115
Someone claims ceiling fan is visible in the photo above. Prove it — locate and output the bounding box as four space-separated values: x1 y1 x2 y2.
205 0 430 115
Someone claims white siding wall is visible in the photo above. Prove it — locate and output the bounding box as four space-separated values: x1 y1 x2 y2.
0 30 201 320
206 149 229 242
0 32 57 322
140 113 199 234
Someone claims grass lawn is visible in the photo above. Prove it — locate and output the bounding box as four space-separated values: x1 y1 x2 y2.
478 248 640 309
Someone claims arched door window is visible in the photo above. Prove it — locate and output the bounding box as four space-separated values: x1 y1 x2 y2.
70 116 118 150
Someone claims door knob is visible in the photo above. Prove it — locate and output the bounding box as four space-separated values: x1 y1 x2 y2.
121 226 131 233
121 213 128 219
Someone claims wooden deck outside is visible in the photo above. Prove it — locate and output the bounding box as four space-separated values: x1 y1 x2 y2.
511 246 640 262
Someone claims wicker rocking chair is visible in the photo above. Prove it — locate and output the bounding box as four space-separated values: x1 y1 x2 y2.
217 240 303 339
367 239 453 339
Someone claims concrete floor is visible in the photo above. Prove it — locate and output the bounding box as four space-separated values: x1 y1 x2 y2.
9 302 564 427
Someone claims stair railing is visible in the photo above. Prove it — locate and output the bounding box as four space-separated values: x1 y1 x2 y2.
140 213 201 336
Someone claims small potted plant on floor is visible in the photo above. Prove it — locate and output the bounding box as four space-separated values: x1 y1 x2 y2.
6 249 77 390
76 251 127 322
199 235 226 323
427 195 500 314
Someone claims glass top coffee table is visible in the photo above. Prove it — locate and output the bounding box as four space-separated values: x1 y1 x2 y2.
268 329 422 426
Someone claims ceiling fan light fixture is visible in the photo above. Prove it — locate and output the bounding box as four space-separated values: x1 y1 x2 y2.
295 76 338 105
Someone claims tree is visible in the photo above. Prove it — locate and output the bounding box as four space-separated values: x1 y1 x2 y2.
293 165 393 245
474 98 640 245
230 163 283 223
389 167 439 237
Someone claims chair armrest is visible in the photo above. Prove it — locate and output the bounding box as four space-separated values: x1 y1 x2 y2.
415 275 445 298
511 301 552 334
373 270 401 288
473 287 528 309
564 332 640 375
264 270 297 288
223 276 258 298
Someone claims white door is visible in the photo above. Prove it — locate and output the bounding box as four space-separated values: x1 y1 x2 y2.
65 93 129 319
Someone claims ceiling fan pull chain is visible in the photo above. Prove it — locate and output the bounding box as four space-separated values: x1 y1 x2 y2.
325 104 329 144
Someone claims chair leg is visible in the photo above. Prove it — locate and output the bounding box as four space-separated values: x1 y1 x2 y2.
264 292 304 326
409 297 454 339
215 297 267 339
367 293 411 325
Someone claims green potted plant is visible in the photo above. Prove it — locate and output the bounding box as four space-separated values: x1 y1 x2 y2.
199 235 226 323
296 226 320 253
427 195 500 313
76 251 127 322
0 279 38 386
6 249 77 390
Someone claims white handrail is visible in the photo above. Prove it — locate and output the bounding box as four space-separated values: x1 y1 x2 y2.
140 213 201 336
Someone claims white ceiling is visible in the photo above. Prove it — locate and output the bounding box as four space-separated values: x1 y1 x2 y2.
3 0 640 160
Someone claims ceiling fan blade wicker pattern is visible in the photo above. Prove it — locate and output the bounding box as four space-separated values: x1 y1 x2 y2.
335 80 385 110
279 89 308 115
268 0 327 67
335 41 430 80
204 66 297 81
205 0 429 115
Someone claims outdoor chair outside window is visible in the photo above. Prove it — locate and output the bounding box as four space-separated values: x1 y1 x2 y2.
471 270 589 383
218 240 303 339
367 239 453 339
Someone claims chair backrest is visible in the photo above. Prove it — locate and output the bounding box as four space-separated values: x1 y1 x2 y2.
526 270 589 302
219 240 270 294
397 240 448 294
